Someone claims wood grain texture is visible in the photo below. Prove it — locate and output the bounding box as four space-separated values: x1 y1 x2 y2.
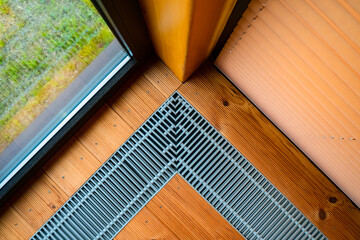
42 137 102 197
215 0 360 207
139 0 236 81
114 206 179 240
10 171 68 229
0 170 68 239
75 104 133 162
109 58 182 131
142 58 182 96
139 0 191 81
178 62 360 239
185 0 236 81
115 174 244 240
0 204 35 240
0 138 101 239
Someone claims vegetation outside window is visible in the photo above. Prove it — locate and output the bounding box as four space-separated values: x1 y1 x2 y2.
0 0 151 202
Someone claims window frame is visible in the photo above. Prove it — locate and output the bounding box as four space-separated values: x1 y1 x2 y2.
0 0 152 206
211 0 250 60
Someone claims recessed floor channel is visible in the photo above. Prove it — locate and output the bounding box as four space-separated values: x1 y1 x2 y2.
32 92 327 240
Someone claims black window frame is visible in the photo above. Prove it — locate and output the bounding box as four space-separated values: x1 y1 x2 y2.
211 0 251 60
0 0 152 206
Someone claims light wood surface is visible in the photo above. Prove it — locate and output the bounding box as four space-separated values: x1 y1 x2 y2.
42 137 102 196
139 0 236 81
0 204 35 239
109 59 182 131
215 0 360 207
0 169 68 239
0 58 359 239
115 174 244 240
75 104 133 162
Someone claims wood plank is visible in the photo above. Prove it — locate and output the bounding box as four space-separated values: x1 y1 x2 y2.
128 74 167 111
0 204 36 240
114 207 178 240
139 0 191 81
116 174 243 239
185 0 236 81
178 62 360 239
109 75 167 131
110 91 153 130
1 115 120 239
141 58 181 96
2 55 359 239
42 137 101 197
9 170 68 237
75 104 133 162
110 58 181 131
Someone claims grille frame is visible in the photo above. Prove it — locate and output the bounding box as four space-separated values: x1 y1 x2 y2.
32 91 327 240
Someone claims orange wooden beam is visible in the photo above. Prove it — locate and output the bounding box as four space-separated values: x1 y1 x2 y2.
139 0 236 82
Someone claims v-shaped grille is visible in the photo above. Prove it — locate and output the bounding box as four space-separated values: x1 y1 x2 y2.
32 92 327 240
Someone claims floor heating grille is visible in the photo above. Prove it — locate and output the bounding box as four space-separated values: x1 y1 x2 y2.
32 92 327 240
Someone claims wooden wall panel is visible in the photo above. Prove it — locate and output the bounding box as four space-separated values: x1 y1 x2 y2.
215 0 360 206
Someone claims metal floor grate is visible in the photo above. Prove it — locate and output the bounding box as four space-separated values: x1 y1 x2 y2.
32 92 327 240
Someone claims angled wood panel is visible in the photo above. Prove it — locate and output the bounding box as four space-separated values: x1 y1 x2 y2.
215 0 360 207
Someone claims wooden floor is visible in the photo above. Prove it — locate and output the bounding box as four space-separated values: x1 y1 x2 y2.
115 174 243 239
0 57 359 239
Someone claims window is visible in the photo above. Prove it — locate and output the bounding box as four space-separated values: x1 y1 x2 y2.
0 0 151 204
0 0 119 153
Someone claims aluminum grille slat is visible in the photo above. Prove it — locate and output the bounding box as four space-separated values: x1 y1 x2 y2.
32 92 327 240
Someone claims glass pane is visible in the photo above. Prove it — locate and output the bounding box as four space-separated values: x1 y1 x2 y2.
0 0 129 185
